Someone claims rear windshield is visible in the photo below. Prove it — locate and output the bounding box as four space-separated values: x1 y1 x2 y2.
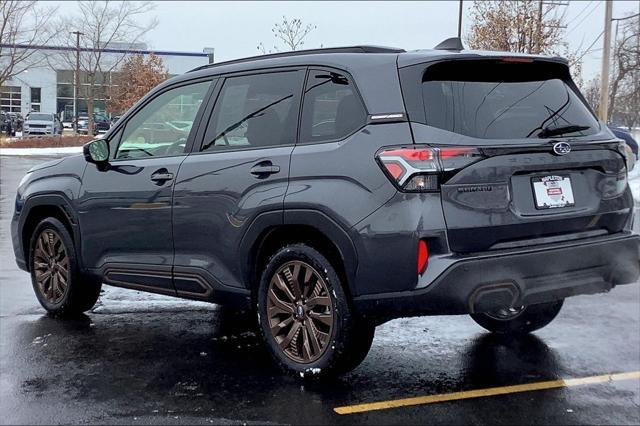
419 60 599 139
27 113 53 121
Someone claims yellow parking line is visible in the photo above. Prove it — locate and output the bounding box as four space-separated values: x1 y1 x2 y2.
334 371 640 415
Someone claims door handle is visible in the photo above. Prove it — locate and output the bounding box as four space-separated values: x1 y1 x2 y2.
250 162 280 176
150 170 174 183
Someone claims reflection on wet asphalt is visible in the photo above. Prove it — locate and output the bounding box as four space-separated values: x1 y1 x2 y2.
1 156 639 425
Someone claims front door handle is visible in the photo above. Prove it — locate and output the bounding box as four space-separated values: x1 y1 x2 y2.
250 162 280 176
150 169 174 183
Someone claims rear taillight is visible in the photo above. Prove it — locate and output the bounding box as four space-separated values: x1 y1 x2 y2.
376 145 483 191
417 240 429 275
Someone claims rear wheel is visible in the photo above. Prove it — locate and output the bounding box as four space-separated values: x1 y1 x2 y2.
257 244 374 378
470 300 564 335
29 217 101 316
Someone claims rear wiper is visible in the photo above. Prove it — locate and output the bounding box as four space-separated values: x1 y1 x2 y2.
538 124 590 138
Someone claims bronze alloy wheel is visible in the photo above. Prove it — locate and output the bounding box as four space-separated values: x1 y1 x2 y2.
33 229 69 305
266 260 334 363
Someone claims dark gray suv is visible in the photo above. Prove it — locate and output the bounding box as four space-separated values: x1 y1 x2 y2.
11 40 640 377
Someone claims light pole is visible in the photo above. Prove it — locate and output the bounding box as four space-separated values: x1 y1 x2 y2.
71 31 83 134
457 0 463 39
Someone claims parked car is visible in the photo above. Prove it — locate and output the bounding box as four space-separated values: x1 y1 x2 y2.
110 115 122 128
11 41 640 378
610 126 638 161
62 118 74 129
76 114 111 135
0 112 7 134
22 112 61 136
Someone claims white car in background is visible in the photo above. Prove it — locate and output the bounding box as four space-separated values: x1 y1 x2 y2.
23 113 63 137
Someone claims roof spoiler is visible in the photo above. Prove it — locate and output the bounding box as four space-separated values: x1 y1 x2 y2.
434 37 464 51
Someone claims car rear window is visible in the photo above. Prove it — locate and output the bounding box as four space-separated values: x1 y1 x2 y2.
408 60 599 140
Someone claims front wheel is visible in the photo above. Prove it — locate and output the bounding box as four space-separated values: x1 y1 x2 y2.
29 217 102 316
257 244 374 378
470 300 564 335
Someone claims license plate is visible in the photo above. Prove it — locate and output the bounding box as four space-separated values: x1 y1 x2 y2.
532 175 575 209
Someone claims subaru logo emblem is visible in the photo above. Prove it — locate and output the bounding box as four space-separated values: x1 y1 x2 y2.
553 142 571 155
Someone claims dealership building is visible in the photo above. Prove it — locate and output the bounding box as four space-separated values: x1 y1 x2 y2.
0 43 212 119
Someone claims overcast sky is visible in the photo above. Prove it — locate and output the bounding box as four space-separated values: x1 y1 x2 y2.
55 1 639 82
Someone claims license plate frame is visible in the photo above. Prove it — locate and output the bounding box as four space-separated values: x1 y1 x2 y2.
532 175 575 210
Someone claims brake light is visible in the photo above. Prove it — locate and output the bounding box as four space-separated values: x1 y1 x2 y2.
376 145 483 191
501 57 534 63
417 240 429 275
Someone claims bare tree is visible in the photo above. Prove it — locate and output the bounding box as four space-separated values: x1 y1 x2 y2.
0 0 59 88
257 16 316 54
582 76 600 113
583 14 639 129
107 53 168 114
466 0 584 82
608 13 639 124
54 1 157 134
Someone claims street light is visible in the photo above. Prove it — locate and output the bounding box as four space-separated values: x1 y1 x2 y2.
71 31 84 134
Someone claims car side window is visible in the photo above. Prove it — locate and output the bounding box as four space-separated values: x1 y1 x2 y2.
115 81 211 160
300 70 367 143
200 70 305 152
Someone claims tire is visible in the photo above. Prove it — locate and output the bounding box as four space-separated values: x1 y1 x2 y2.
29 217 102 316
470 300 564 335
257 244 374 378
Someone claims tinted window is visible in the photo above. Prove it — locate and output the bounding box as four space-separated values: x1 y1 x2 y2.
115 81 210 159
300 70 366 143
420 61 599 139
201 71 304 151
27 113 52 121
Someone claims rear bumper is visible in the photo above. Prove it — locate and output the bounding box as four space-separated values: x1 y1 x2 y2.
353 233 640 322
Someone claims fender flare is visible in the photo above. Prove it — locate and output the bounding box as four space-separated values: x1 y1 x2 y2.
238 209 358 294
18 193 82 270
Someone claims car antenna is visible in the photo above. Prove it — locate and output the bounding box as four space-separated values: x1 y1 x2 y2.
434 37 465 51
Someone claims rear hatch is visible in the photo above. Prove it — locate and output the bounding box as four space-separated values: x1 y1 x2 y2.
398 57 632 253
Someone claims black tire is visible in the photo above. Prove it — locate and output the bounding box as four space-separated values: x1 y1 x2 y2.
470 300 564 335
257 244 374 378
29 217 102 316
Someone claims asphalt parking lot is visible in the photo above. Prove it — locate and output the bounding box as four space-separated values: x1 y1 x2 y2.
1 155 639 425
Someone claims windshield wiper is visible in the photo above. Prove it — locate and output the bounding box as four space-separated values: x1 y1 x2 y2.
538 124 590 138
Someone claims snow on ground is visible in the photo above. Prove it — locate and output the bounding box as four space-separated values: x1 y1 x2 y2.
0 147 83 156
629 166 640 203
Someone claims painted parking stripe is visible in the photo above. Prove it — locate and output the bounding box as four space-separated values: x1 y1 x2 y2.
334 371 640 415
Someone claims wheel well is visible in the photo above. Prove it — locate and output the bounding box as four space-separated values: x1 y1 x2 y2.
21 205 74 268
252 225 352 298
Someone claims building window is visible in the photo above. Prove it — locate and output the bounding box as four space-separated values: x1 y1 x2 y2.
31 87 41 112
0 86 22 113
56 69 113 117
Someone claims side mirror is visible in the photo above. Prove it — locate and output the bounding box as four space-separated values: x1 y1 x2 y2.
83 139 109 166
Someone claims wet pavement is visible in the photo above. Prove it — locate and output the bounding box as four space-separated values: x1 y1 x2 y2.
1 155 639 425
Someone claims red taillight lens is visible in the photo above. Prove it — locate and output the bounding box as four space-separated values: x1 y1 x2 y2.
417 240 429 275
376 145 483 191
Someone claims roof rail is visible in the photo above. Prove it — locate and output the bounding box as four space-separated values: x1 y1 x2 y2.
188 45 406 72
434 37 465 51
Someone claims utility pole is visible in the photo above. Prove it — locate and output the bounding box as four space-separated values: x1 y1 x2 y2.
72 31 83 135
457 0 463 39
598 1 613 122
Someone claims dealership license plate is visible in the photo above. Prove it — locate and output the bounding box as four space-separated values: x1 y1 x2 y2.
532 175 575 209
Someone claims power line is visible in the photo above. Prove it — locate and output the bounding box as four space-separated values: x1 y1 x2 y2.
567 0 602 36
566 0 595 27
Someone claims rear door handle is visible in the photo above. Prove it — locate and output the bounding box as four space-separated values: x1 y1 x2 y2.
250 162 280 176
150 170 174 183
